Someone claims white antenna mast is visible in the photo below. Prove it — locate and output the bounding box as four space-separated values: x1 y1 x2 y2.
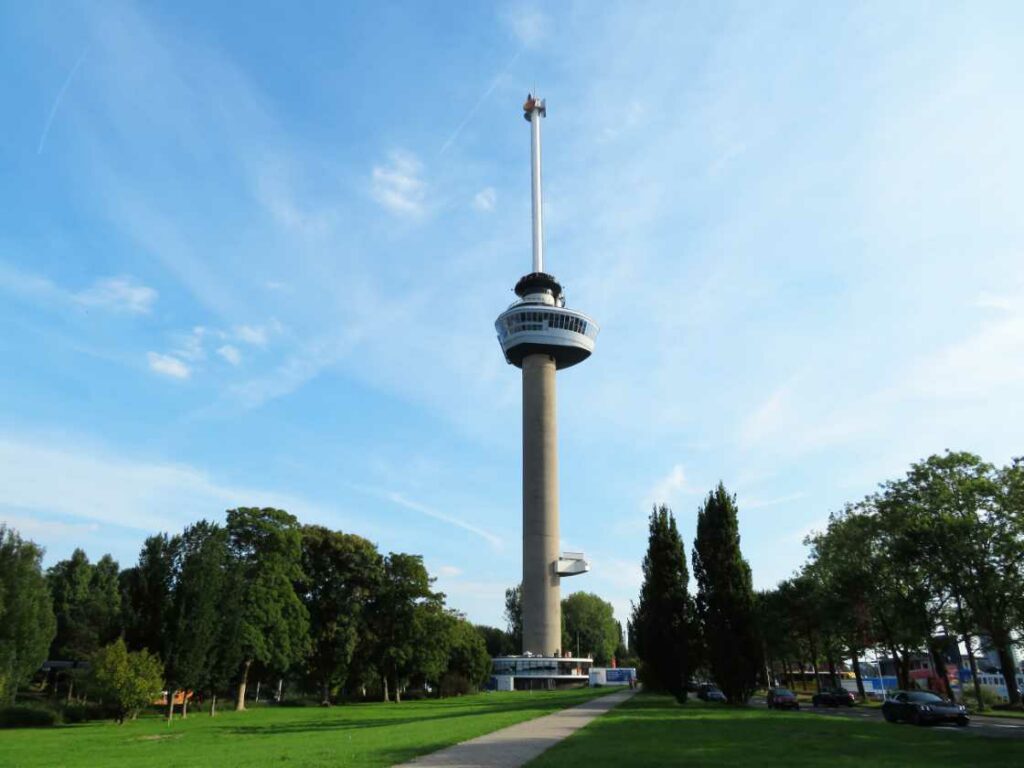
524 94 547 274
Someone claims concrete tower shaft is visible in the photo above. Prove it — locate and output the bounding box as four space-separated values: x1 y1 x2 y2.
521 353 560 655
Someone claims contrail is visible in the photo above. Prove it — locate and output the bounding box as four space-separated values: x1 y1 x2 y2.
37 48 88 155
439 47 524 155
348 482 503 549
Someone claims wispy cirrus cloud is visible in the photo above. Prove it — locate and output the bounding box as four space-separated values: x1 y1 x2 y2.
0 433 345 537
0 263 157 315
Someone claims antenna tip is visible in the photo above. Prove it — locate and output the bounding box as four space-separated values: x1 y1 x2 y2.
523 94 546 121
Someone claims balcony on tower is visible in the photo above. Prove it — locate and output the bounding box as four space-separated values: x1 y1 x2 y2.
556 552 589 577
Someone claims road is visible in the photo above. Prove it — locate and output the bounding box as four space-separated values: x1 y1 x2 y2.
751 698 1024 740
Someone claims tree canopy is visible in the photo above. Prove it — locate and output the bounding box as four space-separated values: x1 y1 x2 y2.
0 526 56 704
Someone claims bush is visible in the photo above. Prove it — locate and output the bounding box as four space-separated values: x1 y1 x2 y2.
90 639 164 723
62 702 120 724
967 686 1005 711
439 673 474 698
0 705 57 728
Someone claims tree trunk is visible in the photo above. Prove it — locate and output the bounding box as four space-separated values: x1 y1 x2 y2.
255 679 261 703
276 677 283 703
851 650 866 701
382 674 389 703
929 644 954 701
895 648 911 691
167 689 176 722
963 631 985 711
210 694 217 717
320 679 331 707
182 693 189 719
807 634 821 693
66 675 74 705
394 676 401 703
236 659 252 711
996 644 1022 707
827 656 838 689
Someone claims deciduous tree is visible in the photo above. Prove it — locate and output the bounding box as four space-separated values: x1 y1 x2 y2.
561 592 619 664
0 527 56 703
299 526 381 705
224 508 309 711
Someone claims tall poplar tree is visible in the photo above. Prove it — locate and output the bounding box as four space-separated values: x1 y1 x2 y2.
692 483 761 704
630 504 693 702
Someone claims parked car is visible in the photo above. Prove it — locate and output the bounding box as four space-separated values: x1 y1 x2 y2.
882 690 968 726
696 684 727 702
766 687 800 710
812 687 856 707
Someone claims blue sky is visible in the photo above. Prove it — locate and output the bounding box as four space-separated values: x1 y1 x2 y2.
2 1 1022 629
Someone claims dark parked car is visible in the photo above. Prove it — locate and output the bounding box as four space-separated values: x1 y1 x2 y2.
767 687 800 710
882 690 969 726
812 687 856 707
696 684 727 702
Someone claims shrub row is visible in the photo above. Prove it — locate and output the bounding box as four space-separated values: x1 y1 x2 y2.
0 702 124 728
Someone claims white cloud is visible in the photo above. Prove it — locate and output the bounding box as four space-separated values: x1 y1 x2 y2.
503 5 550 47
234 324 268 345
648 463 691 506
974 293 1013 312
75 276 157 313
147 351 190 379
217 344 241 365
371 151 426 217
472 187 497 212
438 564 462 577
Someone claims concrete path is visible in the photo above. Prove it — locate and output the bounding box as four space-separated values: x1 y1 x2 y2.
393 688 637 768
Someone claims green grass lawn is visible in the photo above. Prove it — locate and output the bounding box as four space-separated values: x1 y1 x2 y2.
527 693 1024 768
4 688 612 768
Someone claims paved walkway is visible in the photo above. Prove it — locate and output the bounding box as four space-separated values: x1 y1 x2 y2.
394 688 637 768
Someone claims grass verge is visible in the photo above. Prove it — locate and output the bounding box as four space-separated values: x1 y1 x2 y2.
527 693 1024 767
5 687 613 768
